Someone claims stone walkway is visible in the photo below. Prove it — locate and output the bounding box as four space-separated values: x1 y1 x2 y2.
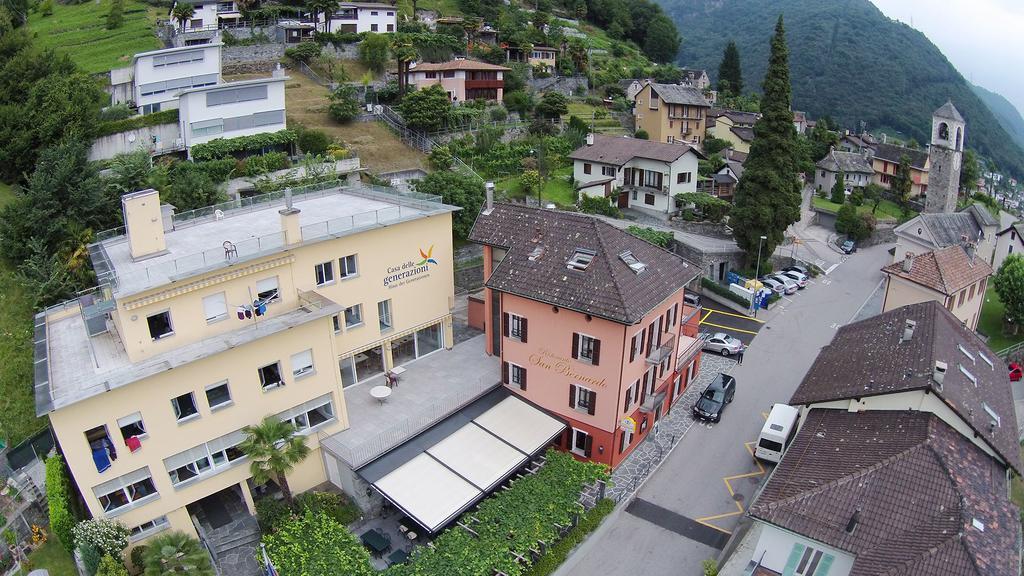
608 353 735 502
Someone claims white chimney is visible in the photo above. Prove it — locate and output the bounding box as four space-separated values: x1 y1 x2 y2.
901 319 916 343
586 133 595 146
933 361 948 389
483 182 495 215
901 252 914 273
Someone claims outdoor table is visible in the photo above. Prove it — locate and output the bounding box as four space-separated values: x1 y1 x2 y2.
360 529 389 556
370 385 392 405
387 549 410 565
390 366 407 376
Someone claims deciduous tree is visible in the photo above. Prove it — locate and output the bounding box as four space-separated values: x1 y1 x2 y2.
892 154 913 215
412 172 484 238
995 254 1024 331
830 171 845 204
643 15 680 64
358 32 390 73
398 84 451 132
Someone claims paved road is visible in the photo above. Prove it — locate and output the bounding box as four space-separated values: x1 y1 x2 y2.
555 242 892 576
698 307 763 346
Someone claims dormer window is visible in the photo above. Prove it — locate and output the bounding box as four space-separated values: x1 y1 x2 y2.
567 249 595 271
619 251 646 274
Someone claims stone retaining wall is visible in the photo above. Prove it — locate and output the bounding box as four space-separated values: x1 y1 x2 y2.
222 43 285 66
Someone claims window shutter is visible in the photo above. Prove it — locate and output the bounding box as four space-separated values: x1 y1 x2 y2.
619 431 626 454
673 303 679 326
569 384 576 408
629 334 637 362
639 330 646 357
782 543 807 576
502 361 509 385
503 313 510 337
521 318 528 343
646 323 655 355
592 339 601 366
587 391 596 415
571 333 580 359
584 435 593 458
520 368 527 391
625 388 632 409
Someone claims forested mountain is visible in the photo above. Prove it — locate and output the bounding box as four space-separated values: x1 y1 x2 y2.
971 84 1024 153
656 0 1024 178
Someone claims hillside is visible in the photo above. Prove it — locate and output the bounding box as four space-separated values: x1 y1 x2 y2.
971 83 1024 153
656 0 1024 177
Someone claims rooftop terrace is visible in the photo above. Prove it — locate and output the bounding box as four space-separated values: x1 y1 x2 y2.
93 182 453 298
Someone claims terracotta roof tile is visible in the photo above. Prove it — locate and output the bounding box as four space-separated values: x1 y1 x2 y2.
409 59 510 72
568 134 700 165
882 245 992 295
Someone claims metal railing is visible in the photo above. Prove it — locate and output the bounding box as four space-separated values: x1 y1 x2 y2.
374 104 486 182
997 340 1024 360
329 377 499 468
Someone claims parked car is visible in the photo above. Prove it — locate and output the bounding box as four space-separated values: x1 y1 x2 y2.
769 274 798 295
702 332 744 356
778 270 808 289
684 292 701 308
1010 362 1022 382
760 277 786 295
841 239 857 254
783 264 809 276
692 373 737 422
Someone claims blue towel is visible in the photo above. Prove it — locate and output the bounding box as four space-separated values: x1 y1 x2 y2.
92 446 110 473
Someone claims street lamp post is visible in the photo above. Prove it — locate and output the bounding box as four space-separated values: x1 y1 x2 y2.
752 235 767 316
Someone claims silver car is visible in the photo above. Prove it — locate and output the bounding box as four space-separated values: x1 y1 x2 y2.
778 270 808 289
702 332 744 356
769 274 798 295
760 276 786 295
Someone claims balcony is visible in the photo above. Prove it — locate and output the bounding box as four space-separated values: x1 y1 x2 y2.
646 334 675 365
639 389 667 414
676 333 702 368
465 79 504 90
622 183 669 196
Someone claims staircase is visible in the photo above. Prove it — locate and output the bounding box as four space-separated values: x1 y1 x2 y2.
204 516 262 576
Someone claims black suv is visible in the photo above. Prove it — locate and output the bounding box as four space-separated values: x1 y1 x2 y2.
692 373 737 423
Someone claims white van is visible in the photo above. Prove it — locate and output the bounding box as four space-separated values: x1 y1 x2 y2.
754 404 800 463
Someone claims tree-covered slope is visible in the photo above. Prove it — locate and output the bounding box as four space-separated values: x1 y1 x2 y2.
971 83 1024 153
656 0 1024 177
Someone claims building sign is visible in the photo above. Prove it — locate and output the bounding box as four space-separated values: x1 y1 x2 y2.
620 417 636 433
383 245 438 289
527 348 607 388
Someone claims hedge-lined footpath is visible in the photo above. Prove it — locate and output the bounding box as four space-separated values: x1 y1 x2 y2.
95 109 179 137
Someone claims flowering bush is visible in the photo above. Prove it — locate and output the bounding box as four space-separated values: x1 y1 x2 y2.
73 519 130 557
30 525 46 546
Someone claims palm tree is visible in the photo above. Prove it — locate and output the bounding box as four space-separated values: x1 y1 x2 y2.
391 35 417 96
306 0 339 33
143 532 214 576
170 2 195 31
239 417 310 504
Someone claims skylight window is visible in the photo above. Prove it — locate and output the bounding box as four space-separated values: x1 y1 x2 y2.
566 249 596 271
959 364 977 386
619 251 646 274
979 351 994 369
972 518 985 532
957 344 975 363
983 403 1001 428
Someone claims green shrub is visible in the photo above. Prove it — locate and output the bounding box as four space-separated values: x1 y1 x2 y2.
262 512 374 576
489 107 508 122
626 225 673 248
702 559 720 576
40 0 53 15
193 157 237 183
674 192 731 223
294 492 361 526
129 545 148 573
428 146 453 171
80 543 103 576
46 455 75 551
96 554 129 576
106 0 124 29
255 498 294 534
73 519 130 558
285 42 321 63
524 499 615 576
100 104 133 122
190 130 297 161
579 194 621 217
95 109 179 137
701 277 751 307
297 129 331 155
634 128 649 140
243 151 290 176
328 86 361 124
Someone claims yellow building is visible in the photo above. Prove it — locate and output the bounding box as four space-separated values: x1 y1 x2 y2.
705 109 759 154
633 82 712 145
36 183 458 550
881 245 991 331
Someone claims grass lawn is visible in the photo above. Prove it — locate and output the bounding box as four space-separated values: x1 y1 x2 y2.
228 71 425 173
812 196 913 221
399 0 463 18
26 0 162 75
18 538 76 576
978 286 1024 353
495 166 575 207
563 102 626 135
0 182 46 448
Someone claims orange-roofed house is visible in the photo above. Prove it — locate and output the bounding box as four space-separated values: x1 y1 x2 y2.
405 59 511 103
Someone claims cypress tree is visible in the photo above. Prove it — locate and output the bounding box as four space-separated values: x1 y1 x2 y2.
729 16 802 267
717 40 743 96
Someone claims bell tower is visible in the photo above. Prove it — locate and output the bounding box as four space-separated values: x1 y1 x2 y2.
924 100 965 213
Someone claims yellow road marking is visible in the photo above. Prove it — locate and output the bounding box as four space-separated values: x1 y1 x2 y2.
694 441 767 534
700 310 714 323
699 321 759 335
702 307 766 324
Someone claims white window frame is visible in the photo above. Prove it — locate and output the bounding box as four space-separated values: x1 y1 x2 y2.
314 261 335 286
570 428 589 456
94 468 158 515
164 430 247 487
130 516 170 542
256 276 280 303
509 363 525 386
171 392 199 423
203 292 228 324
339 254 358 279
509 313 525 341
291 349 315 379
204 381 232 410
378 299 393 332
117 413 148 443
576 333 597 363
574 384 594 413
259 361 284 391
276 394 336 435
344 304 363 328
147 310 175 341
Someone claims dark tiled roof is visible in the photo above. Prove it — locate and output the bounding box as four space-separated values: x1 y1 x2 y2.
816 149 875 174
749 409 1019 576
468 203 699 324
963 203 998 228
895 211 986 249
935 100 965 122
724 148 748 163
789 301 1021 473
709 108 759 126
568 134 699 165
882 244 992 295
730 126 755 142
872 143 928 170
996 222 1024 242
647 83 710 107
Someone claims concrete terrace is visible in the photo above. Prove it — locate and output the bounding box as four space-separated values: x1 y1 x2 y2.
321 334 500 469
96 183 454 297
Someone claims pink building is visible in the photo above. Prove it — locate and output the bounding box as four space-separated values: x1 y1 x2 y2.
469 203 703 469
405 59 510 103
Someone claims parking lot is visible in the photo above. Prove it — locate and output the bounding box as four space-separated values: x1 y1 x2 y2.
698 307 763 346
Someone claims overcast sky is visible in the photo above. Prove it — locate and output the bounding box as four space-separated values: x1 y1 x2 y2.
869 0 1024 114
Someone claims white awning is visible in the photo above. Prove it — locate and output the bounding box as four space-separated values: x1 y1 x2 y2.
361 391 565 533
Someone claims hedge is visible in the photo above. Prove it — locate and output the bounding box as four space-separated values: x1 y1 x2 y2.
523 499 615 576
701 277 751 308
46 454 75 551
94 109 179 137
190 130 297 162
